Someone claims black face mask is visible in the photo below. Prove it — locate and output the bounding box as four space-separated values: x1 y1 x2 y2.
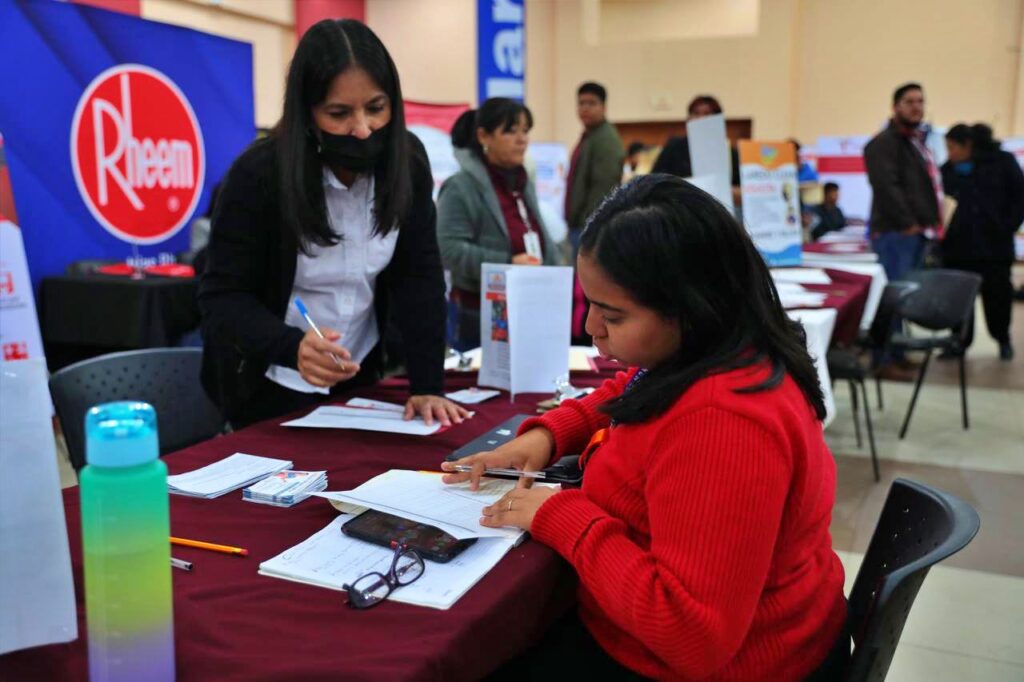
316 125 388 172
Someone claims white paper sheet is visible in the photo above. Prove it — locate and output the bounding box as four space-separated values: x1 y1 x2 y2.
770 268 832 285
445 388 501 404
167 453 292 498
316 470 525 541
258 515 519 610
0 359 78 654
282 405 441 435
778 291 830 309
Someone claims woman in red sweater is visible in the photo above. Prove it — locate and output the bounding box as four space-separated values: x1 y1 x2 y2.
442 175 849 681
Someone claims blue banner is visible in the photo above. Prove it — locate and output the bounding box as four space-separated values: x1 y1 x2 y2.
0 0 254 290
477 0 525 104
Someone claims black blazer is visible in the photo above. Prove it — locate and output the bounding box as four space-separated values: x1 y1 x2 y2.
941 149 1024 263
863 122 940 233
198 133 446 421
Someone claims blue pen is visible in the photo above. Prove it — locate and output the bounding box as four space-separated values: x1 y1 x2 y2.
294 297 344 367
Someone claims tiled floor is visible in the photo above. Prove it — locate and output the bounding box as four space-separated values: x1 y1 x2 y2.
50 290 1024 681
826 288 1024 681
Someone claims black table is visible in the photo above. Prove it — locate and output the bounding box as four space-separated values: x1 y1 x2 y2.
40 274 199 369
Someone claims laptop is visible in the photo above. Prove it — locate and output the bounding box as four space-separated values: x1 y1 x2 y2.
445 414 531 462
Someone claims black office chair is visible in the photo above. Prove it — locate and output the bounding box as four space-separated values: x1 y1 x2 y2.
891 270 982 439
845 478 980 681
826 282 919 481
49 348 224 470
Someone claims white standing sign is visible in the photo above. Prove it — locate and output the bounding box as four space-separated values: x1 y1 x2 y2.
478 264 573 397
0 359 79 654
686 114 734 212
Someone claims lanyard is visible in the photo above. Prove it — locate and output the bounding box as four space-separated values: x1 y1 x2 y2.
578 369 648 471
512 192 536 234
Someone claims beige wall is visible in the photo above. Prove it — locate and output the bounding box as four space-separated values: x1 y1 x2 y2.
135 0 1024 147
140 0 294 128
795 0 1024 142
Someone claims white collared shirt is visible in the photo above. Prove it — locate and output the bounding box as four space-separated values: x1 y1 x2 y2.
266 169 399 394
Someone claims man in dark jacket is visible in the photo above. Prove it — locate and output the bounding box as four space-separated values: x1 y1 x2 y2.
941 124 1024 360
863 83 942 281
565 82 625 250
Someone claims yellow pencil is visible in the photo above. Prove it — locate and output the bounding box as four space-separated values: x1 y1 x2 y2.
170 536 248 557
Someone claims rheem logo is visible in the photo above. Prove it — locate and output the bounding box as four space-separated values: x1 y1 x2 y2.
71 64 205 244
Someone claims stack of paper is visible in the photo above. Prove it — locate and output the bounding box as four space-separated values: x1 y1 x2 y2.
167 453 292 499
315 470 525 541
258 516 519 610
281 397 443 436
242 470 327 507
260 470 538 609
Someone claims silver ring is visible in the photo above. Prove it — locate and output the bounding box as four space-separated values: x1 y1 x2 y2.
507 499 513 512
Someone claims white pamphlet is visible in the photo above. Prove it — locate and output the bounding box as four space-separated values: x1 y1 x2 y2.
281 398 442 435
167 453 292 499
478 264 573 397
770 268 832 285
445 387 501 404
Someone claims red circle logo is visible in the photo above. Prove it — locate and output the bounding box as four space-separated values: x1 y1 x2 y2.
71 64 205 244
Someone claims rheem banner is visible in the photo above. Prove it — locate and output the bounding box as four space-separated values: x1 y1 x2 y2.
0 0 254 289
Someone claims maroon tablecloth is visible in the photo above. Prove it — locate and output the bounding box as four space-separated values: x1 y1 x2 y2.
0 371 624 682
785 268 872 346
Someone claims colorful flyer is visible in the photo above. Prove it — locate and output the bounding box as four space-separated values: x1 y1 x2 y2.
739 141 803 266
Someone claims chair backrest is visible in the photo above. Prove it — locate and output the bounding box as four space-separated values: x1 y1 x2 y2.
899 269 982 332
846 479 980 681
49 348 224 470
866 281 919 349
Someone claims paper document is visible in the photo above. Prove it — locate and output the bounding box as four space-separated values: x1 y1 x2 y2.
281 398 442 435
770 268 832 285
243 470 327 507
258 516 518 610
315 470 526 541
167 453 292 499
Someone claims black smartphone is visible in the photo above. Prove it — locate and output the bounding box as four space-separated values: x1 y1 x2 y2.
341 510 476 563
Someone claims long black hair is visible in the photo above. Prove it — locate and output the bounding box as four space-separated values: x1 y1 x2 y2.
275 19 411 252
469 98 533 159
580 174 827 424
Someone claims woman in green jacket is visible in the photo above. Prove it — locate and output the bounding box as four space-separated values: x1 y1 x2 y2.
437 98 561 349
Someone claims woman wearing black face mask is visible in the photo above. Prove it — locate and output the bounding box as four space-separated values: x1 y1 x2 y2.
199 19 467 429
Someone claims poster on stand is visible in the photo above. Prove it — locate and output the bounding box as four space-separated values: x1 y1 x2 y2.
738 140 802 266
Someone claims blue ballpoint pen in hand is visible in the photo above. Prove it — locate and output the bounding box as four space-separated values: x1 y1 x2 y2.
294 297 345 368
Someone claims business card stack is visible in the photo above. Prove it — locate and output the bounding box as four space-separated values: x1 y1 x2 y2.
242 470 327 508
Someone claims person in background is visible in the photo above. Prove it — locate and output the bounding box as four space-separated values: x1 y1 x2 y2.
810 182 848 240
565 82 625 253
444 175 849 681
621 141 646 182
199 19 467 429
652 94 741 202
449 108 476 170
436 98 561 350
941 123 1024 361
863 82 941 282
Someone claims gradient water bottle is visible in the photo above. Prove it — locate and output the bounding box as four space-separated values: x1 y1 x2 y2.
79 401 175 681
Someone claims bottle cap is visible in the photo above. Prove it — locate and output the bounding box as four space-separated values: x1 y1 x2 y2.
85 401 159 468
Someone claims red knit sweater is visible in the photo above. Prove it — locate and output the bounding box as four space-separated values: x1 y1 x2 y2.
524 363 847 681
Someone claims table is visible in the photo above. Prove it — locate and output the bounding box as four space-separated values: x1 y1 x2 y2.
40 274 199 369
0 371 611 682
784 268 871 346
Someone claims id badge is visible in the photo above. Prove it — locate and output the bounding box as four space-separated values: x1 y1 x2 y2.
523 231 542 262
